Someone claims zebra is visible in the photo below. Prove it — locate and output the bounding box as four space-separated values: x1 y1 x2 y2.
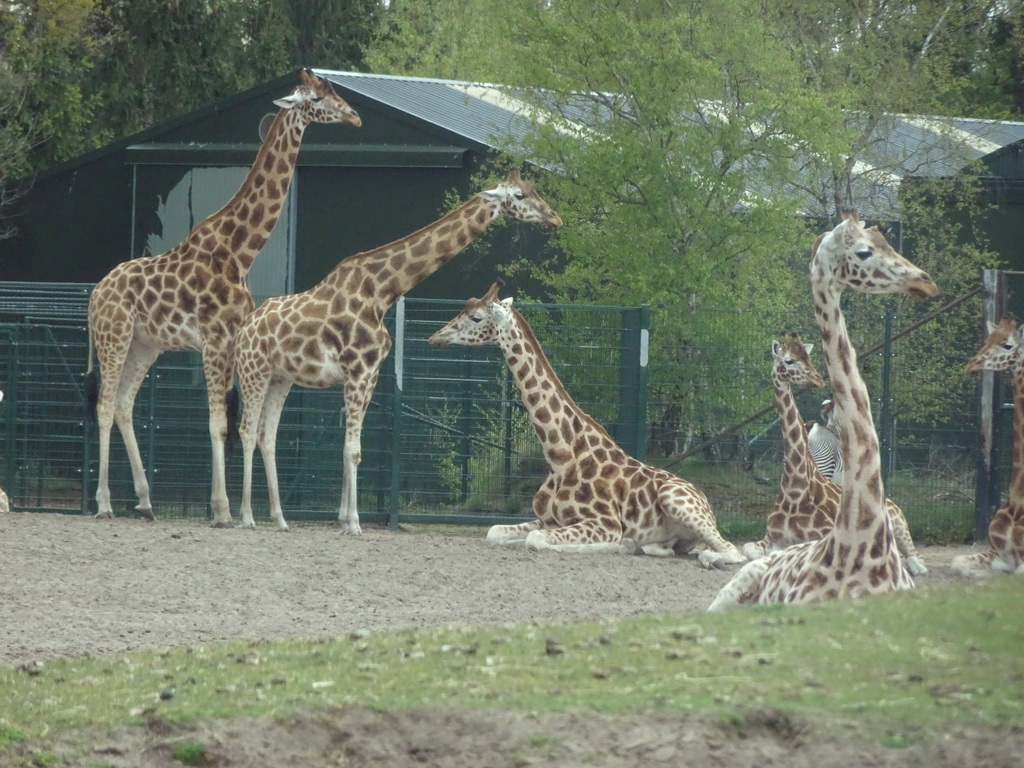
807 398 843 483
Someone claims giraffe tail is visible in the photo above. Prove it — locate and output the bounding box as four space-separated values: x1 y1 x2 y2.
84 327 98 429
84 370 98 429
225 384 241 459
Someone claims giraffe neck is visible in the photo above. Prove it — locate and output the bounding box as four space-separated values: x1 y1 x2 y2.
498 306 611 468
185 107 308 279
774 379 815 488
1010 365 1024 504
319 195 501 308
812 270 890 553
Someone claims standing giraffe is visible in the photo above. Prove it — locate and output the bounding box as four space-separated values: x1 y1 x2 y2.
709 210 938 610
429 283 746 566
952 318 1024 577
742 333 927 576
234 170 562 532
86 69 361 524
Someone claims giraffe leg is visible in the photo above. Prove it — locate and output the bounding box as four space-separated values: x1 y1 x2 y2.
202 345 233 527
237 368 273 529
338 372 379 536
487 475 554 544
255 379 294 531
656 484 746 568
888 502 927 576
108 342 161 521
525 519 635 554
741 535 778 561
486 520 542 544
707 557 771 612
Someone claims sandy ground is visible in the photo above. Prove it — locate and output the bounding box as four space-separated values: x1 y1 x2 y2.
1 512 1018 768
0 512 975 666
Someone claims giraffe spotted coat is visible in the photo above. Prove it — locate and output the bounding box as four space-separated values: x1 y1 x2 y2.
430 283 746 567
710 210 939 609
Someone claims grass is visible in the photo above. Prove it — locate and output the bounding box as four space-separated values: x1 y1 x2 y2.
1 577 1021 750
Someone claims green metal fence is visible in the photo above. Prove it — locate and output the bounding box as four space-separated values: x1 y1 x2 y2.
0 280 992 543
0 284 649 527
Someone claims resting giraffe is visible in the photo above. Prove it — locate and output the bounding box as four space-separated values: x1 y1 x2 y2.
234 170 562 532
951 317 1024 577
429 283 746 567
709 210 939 610
742 333 927 576
85 69 360 524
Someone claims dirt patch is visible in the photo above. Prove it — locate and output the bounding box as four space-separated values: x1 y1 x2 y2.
0 512 1008 767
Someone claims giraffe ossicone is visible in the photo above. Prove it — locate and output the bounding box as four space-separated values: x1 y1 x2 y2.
741 332 926 577
85 69 360 524
429 283 746 567
709 210 938 610
234 170 562 533
952 317 1024 577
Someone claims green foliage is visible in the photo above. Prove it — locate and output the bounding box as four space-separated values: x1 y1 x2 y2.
368 0 1008 448
0 0 101 170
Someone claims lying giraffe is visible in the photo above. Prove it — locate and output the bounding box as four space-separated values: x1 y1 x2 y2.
234 170 562 532
429 283 746 567
952 318 1024 577
742 333 927 577
709 210 938 610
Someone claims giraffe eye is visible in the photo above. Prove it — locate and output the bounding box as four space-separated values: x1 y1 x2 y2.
470 314 483 323
855 248 872 260
513 192 525 200
311 96 323 103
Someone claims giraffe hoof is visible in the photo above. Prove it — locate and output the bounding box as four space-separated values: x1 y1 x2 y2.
135 508 155 522
93 512 114 520
210 521 234 529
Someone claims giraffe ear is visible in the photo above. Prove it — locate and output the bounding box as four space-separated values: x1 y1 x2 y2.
273 89 302 110
804 343 814 355
987 320 999 336
500 297 514 307
771 340 782 357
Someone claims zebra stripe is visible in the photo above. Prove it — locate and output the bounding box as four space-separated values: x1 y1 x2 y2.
807 399 843 483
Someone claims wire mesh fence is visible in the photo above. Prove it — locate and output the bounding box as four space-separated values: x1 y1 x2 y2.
0 280 999 545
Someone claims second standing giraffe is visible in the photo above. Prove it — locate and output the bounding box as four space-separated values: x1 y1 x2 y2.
234 170 562 531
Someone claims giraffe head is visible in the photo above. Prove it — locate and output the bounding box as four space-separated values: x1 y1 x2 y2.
272 68 362 127
811 209 938 301
480 169 563 228
772 333 825 389
429 283 512 348
967 317 1022 373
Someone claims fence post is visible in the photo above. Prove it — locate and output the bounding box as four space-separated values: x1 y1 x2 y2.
617 306 650 460
387 296 405 530
975 269 1005 543
878 304 895 481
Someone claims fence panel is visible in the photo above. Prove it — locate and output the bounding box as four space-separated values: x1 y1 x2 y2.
0 281 992 544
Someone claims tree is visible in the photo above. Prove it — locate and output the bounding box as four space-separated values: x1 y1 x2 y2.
368 0 1007 448
0 0 101 171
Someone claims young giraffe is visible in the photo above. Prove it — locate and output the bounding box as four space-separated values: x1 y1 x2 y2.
234 170 562 532
429 283 746 566
952 317 1024 577
709 210 938 610
86 69 361 524
742 333 927 576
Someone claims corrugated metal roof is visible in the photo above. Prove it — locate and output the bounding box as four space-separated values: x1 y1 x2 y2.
317 70 1024 219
